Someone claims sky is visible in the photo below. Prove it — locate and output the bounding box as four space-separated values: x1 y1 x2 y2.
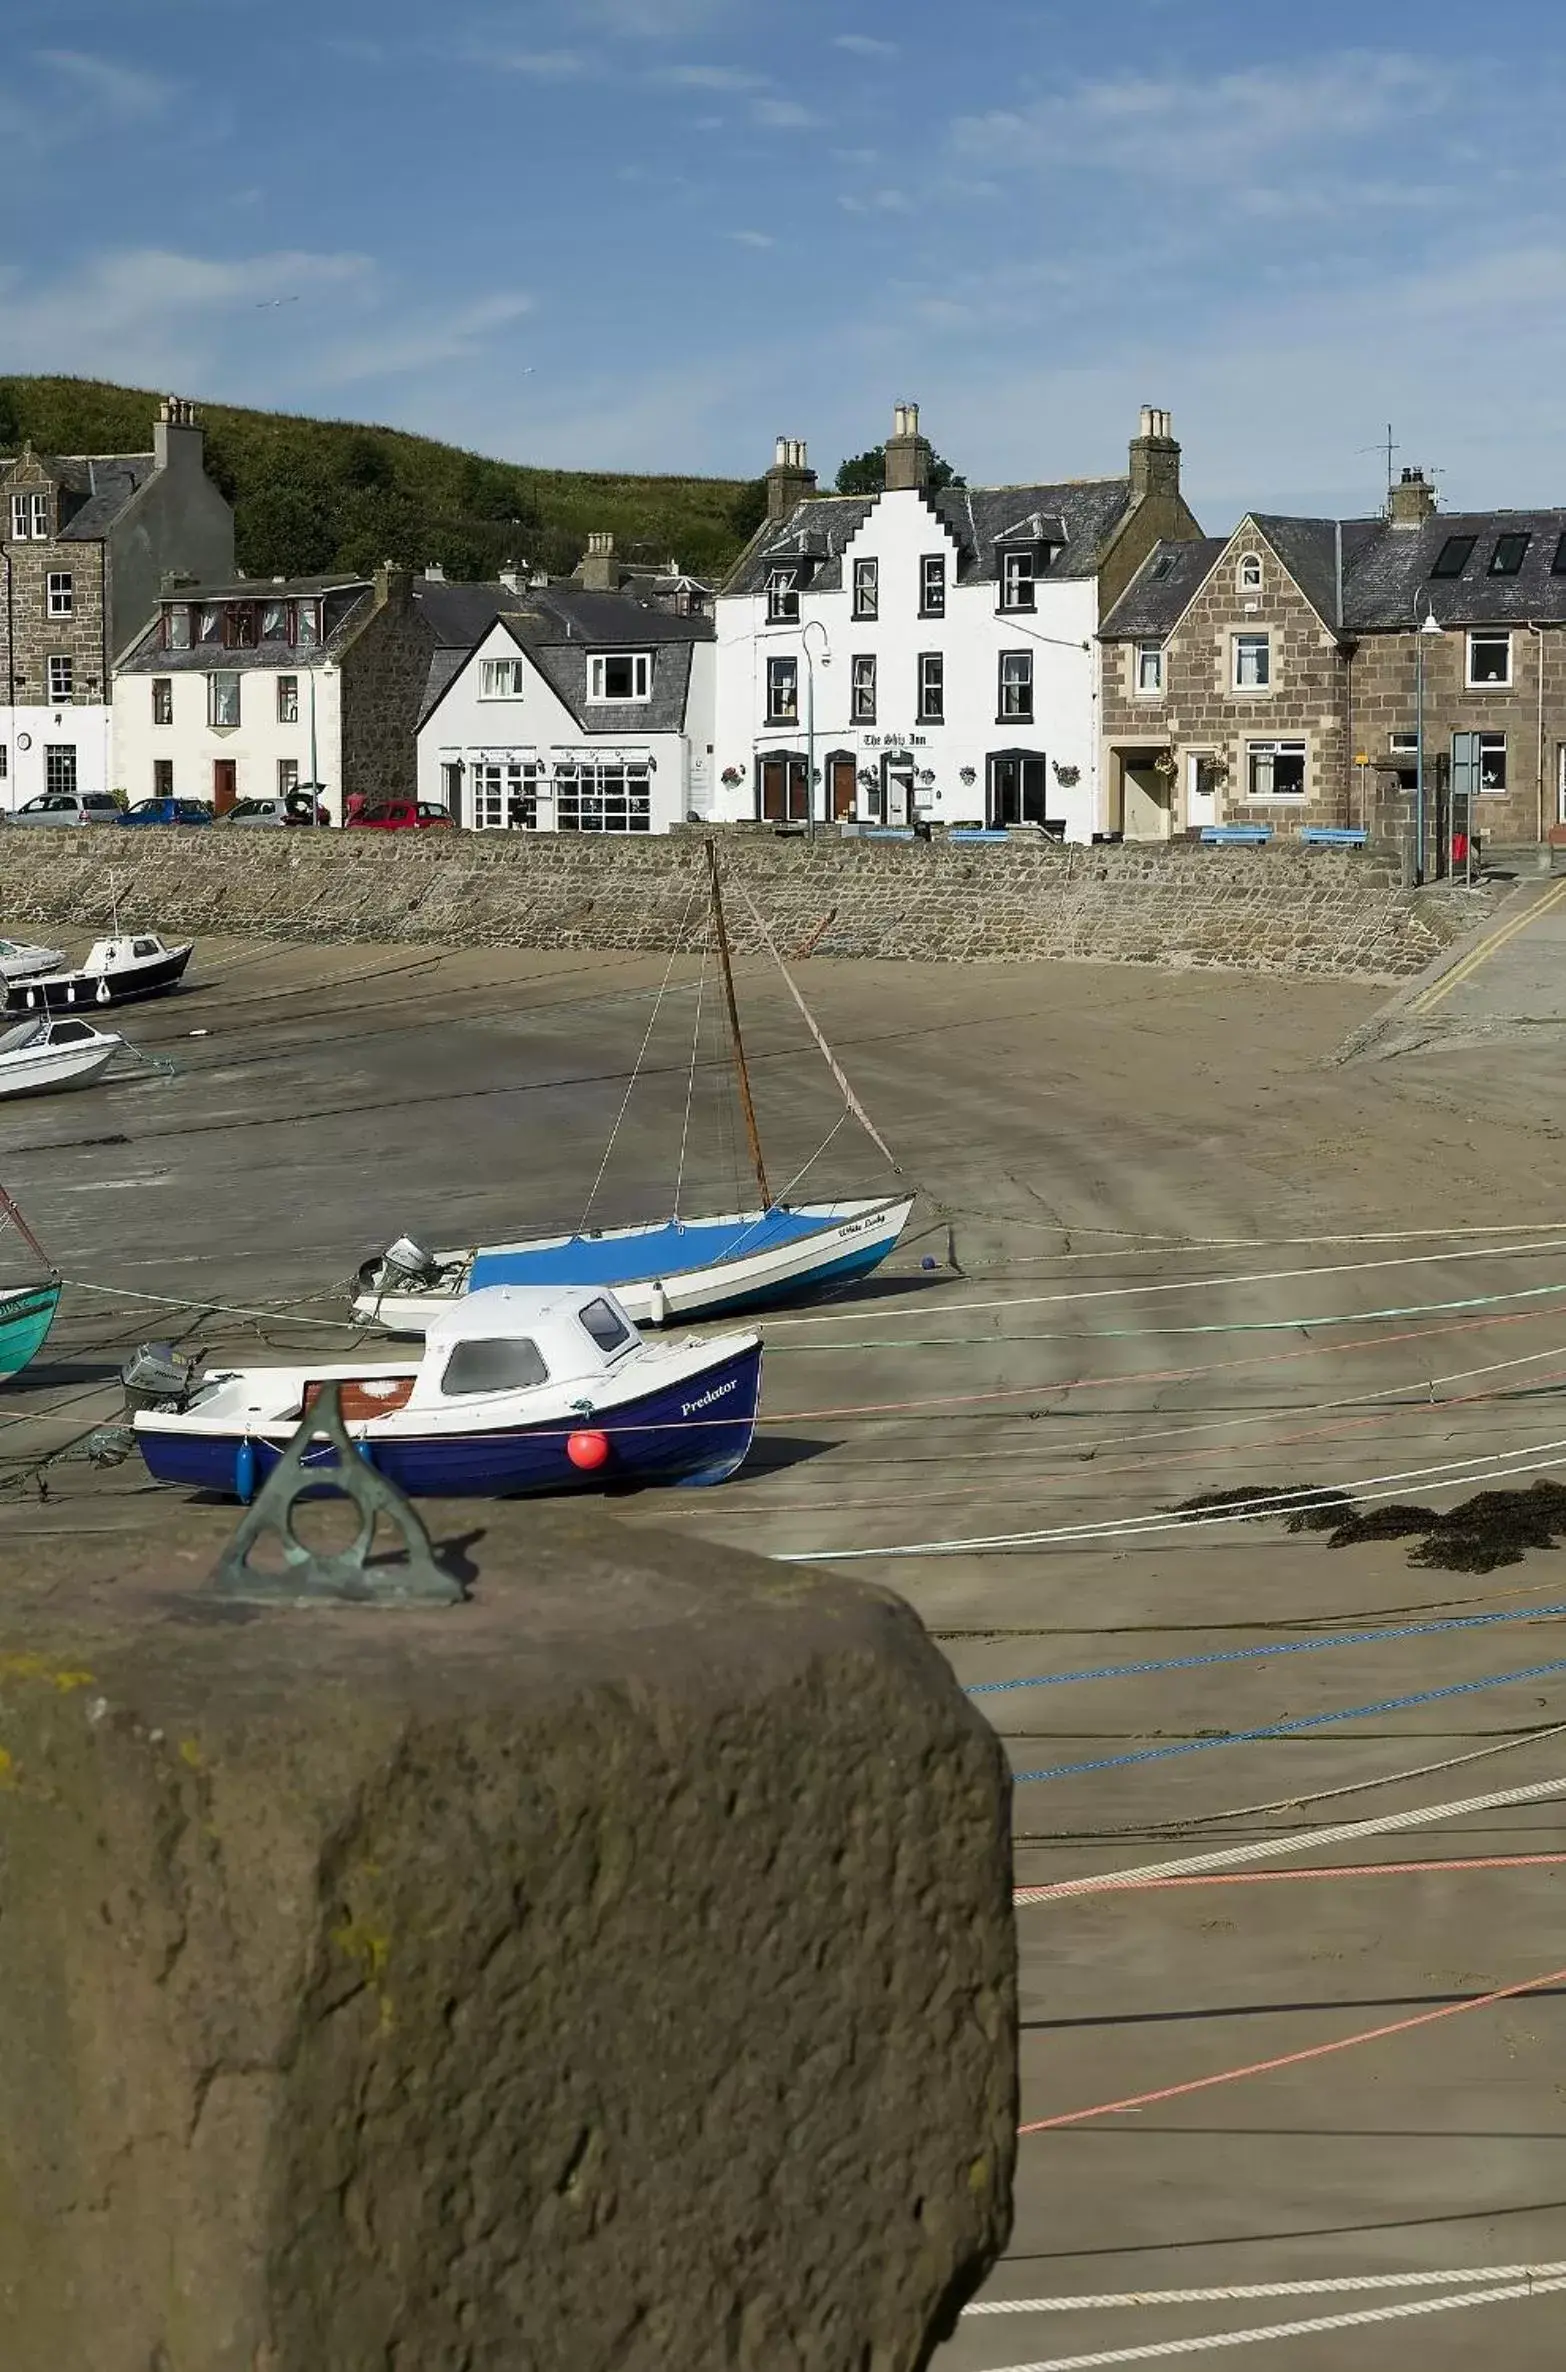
5 0 1566 526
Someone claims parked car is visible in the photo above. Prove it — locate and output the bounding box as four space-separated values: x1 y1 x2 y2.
345 800 456 832
6 791 123 827
218 795 330 829
119 797 214 827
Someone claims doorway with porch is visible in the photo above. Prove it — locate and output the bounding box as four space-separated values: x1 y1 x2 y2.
882 751 915 827
988 749 1049 828
1118 748 1175 840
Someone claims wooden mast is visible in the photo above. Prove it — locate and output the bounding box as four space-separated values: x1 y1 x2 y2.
705 838 772 1210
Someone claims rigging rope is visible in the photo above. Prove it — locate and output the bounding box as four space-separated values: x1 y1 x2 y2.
671 923 709 1221
577 882 702 1234
733 876 901 1170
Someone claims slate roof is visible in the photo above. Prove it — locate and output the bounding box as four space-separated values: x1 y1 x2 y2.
419 585 711 734
414 578 525 648
724 477 1137 598
118 582 375 675
1105 507 1566 642
0 451 159 541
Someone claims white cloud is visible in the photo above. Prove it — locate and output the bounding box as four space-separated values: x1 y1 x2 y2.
728 229 775 248
568 0 732 30
753 96 821 129
0 247 372 383
315 291 535 385
34 49 173 119
833 33 898 57
486 48 592 77
839 187 911 215
658 62 765 89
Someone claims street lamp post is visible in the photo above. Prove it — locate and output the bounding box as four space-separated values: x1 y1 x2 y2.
800 618 831 840
1413 600 1443 884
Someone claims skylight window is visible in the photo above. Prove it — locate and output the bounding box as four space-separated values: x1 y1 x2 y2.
1489 532 1531 576
1430 535 1477 580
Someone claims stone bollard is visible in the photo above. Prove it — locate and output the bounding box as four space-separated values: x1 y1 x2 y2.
0 1501 1016 2371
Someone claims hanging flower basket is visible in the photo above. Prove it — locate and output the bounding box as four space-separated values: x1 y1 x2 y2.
1052 761 1081 787
857 766 878 789
917 768 936 786
959 766 977 786
720 766 744 788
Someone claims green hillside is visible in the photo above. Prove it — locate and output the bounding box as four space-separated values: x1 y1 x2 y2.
0 377 766 584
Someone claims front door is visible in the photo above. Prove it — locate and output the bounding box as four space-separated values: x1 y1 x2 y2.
1186 752 1217 831
829 754 857 821
759 754 808 822
1556 743 1566 826
883 757 915 826
1121 754 1173 841
989 752 1047 827
212 759 237 814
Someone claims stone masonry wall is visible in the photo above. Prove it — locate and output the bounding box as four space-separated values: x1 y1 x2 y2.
0 826 1487 980
1352 621 1566 848
1 453 109 706
339 572 438 809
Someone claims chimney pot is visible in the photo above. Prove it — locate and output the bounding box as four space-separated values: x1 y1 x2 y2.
765 433 817 520
1129 404 1180 503
1389 465 1437 527
885 398 932 492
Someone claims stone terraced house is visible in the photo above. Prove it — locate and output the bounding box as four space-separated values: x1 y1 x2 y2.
715 403 1201 842
1102 467 1566 857
0 397 233 811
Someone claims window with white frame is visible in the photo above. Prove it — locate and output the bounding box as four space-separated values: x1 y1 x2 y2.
766 568 800 624
853 558 878 620
917 651 945 723
851 654 876 724
920 554 947 616
208 671 241 727
44 745 77 795
1390 731 1419 752
1000 550 1036 611
587 651 651 702
471 759 541 831
1233 632 1271 689
278 758 300 798
1467 630 1511 687
277 674 299 724
766 655 798 724
998 650 1033 721
46 571 73 617
152 677 172 726
555 760 651 834
480 657 526 699
164 604 192 651
46 655 73 702
10 492 48 541
1478 732 1508 791
1246 739 1306 797
1135 642 1164 695
1237 552 1263 591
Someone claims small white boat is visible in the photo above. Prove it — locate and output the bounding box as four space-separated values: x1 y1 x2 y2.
9 932 194 1012
0 1014 123 1098
0 936 66 983
132 1283 764 1501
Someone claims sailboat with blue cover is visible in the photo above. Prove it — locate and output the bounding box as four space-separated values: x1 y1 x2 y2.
0 1186 61 1382
354 841 914 1332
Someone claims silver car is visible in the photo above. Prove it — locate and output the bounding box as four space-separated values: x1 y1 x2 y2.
7 791 123 826
218 795 331 828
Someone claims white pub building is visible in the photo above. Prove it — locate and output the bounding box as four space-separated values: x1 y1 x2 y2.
714 404 1199 839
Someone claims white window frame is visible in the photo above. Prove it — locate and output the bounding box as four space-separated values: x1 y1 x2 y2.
11 492 48 541
1466 629 1512 689
917 651 945 723
999 550 1036 612
1478 731 1508 793
1233 631 1271 691
46 571 73 618
554 759 652 835
920 554 947 617
207 670 241 728
1237 552 1263 592
998 650 1033 722
1389 731 1419 753
1134 642 1164 696
277 757 300 799
470 758 541 831
276 674 299 724
852 558 878 620
765 655 799 724
766 569 801 625
479 656 526 700
46 655 73 703
151 677 173 726
586 651 651 703
850 654 876 724
1245 738 1307 799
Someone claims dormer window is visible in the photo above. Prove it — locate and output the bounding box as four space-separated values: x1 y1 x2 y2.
294 600 321 648
9 492 48 541
588 651 651 702
1000 551 1036 612
162 603 192 650
766 568 800 624
224 603 260 649
1237 552 1263 592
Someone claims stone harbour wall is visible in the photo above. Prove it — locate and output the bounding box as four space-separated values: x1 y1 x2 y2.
0 825 1488 980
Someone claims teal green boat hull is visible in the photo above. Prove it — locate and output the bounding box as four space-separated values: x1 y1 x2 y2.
0 1281 61 1380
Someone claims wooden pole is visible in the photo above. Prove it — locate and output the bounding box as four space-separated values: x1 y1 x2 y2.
706 840 772 1211
0 1184 53 1274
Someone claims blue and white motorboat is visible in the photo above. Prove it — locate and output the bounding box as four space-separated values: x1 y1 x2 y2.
0 1186 60 1382
353 841 914 1333
131 1282 763 1501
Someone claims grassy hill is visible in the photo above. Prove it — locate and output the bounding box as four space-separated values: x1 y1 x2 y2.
0 377 766 584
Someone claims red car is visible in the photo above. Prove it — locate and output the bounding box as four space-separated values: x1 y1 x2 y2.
345 799 456 831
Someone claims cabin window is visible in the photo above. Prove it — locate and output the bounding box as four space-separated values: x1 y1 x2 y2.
50 1020 96 1044
441 1337 550 1395
132 939 159 957
579 1297 632 1352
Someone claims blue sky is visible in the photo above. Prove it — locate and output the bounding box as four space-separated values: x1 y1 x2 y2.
5 0 1566 525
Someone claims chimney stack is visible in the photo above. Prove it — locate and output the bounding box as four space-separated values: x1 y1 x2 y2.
153 394 204 476
765 436 816 521
499 565 526 594
1128 405 1180 503
1389 465 1438 527
580 531 618 592
884 400 932 492
424 561 446 583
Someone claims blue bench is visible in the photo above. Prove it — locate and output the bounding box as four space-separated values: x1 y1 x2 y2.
1200 825 1272 845
1298 827 1368 848
947 829 1012 843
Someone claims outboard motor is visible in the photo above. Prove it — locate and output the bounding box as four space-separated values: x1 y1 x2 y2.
121 1341 200 1416
359 1234 442 1297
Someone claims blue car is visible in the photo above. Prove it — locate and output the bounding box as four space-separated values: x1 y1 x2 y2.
119 797 214 827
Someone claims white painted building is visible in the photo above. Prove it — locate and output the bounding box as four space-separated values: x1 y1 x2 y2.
418 587 715 834
714 405 1200 838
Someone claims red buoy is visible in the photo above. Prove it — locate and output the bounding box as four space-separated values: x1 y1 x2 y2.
566 1429 612 1472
